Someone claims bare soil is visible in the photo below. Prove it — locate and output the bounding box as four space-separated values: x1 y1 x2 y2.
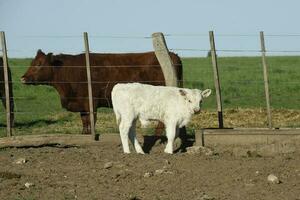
0 134 299 200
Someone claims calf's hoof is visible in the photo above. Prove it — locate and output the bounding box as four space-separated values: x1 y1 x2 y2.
136 150 145 154
164 148 173 154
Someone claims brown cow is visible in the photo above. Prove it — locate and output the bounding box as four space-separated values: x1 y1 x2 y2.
0 57 14 127
21 50 183 134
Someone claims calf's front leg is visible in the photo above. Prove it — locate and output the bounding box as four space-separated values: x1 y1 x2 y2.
164 122 177 154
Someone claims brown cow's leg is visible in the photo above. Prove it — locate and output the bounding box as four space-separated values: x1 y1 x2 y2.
9 82 14 127
80 111 97 134
9 99 14 127
93 112 97 132
154 121 165 136
80 112 91 134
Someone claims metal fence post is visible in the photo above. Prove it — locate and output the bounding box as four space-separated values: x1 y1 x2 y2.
0 31 12 136
260 31 272 128
209 31 224 128
83 32 96 139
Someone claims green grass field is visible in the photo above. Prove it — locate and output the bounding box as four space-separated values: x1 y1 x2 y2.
1 56 300 137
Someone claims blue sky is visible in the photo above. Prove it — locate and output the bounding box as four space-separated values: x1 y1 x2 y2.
1 0 300 57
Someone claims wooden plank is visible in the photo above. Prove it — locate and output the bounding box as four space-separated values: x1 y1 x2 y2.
195 128 300 156
83 32 96 139
0 31 12 136
152 32 178 87
209 31 224 128
0 134 103 148
195 128 300 146
260 31 272 128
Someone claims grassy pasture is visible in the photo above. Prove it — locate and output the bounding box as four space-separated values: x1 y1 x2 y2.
1 56 300 137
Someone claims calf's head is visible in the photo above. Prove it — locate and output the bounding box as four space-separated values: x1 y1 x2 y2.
180 88 211 114
21 50 55 85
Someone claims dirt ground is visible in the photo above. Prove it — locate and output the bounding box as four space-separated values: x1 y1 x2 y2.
0 134 299 200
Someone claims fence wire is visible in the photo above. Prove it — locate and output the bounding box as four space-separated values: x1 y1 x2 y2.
1 32 300 137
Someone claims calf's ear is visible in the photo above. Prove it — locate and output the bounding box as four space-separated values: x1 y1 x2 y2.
201 89 212 98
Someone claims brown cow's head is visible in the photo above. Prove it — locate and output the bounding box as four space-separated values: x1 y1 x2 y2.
21 50 55 85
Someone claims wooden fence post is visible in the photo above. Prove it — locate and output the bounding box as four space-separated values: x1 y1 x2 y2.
83 32 97 140
152 32 178 87
260 31 272 128
209 31 224 128
0 31 12 136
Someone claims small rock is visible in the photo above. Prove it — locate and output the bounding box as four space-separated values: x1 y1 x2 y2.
115 163 126 168
14 158 27 164
204 148 214 156
199 194 215 200
245 183 255 187
267 174 280 184
186 146 214 156
129 195 141 200
255 171 260 175
24 182 34 188
154 169 165 175
143 172 153 178
164 159 171 165
164 170 174 175
246 151 261 158
115 170 130 180
103 162 113 169
186 146 201 154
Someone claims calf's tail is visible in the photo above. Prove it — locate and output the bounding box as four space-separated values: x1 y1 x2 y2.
111 85 121 125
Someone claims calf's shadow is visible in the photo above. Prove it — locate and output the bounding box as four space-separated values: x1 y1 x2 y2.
142 127 194 154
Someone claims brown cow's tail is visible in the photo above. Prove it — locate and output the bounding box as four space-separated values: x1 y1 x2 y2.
169 52 183 88
111 84 121 126
176 55 183 88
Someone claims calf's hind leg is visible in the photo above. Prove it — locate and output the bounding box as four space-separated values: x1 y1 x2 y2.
119 117 134 154
128 119 144 154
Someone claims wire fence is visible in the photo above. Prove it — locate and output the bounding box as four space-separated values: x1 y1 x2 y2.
5 32 300 57
1 31 300 137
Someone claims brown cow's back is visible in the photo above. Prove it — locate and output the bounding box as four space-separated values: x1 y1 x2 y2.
48 52 182 110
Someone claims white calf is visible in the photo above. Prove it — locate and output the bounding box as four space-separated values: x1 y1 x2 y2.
111 83 211 154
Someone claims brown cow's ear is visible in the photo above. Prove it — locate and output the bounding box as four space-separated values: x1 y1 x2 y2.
37 49 45 57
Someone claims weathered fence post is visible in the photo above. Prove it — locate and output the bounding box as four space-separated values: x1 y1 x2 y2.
260 31 272 128
83 32 96 140
152 32 178 87
0 31 12 136
209 31 224 128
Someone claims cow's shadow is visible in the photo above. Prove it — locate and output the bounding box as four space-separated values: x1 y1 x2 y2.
0 119 60 128
142 127 194 154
